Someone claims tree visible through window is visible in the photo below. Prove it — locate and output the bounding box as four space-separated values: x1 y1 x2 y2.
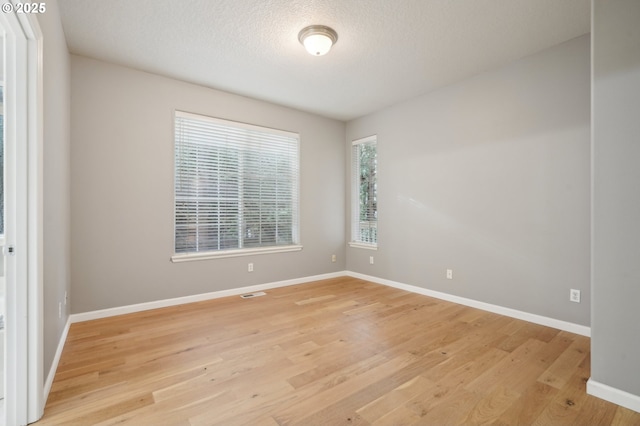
174 111 299 255
351 136 377 245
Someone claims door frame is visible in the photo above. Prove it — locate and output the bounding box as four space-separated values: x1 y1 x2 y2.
0 8 43 425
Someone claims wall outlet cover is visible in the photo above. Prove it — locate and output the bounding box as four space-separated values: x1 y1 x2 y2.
570 289 581 303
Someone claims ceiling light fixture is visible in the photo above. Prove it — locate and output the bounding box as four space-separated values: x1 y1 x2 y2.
298 25 338 56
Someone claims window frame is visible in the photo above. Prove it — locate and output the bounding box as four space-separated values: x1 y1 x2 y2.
171 111 302 263
349 135 378 250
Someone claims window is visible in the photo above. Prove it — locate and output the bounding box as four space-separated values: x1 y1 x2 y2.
350 135 377 248
173 111 300 261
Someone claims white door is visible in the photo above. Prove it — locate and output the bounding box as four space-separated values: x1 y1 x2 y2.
0 9 43 426
0 56 5 404
1 15 28 424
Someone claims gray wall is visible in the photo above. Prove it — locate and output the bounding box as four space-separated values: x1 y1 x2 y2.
592 0 640 397
346 35 591 326
37 0 71 379
70 56 345 313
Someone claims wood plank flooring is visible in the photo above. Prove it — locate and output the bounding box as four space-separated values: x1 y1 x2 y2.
36 277 640 425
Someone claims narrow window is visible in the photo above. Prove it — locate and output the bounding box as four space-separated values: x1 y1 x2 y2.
351 135 377 247
174 111 300 259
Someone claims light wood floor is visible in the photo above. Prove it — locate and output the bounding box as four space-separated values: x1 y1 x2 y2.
37 277 640 425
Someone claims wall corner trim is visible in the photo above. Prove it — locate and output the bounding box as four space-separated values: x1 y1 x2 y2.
345 271 591 337
44 317 71 403
587 379 640 414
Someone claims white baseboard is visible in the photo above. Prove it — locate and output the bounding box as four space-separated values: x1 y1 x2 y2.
45 272 344 409
69 270 591 337
44 271 640 417
588 379 640 413
69 271 347 324
44 317 71 401
346 271 591 337
49 269 597 413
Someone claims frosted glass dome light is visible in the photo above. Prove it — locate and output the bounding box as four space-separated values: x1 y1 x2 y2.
298 25 338 56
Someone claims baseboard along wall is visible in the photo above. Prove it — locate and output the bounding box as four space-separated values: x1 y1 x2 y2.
68 271 346 323
345 271 591 337
587 379 640 414
45 317 71 402
45 270 640 414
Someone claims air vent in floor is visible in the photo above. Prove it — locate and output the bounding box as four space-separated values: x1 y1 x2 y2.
240 291 266 299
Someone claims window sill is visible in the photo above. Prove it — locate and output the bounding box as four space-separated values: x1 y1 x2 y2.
171 244 303 263
348 242 377 251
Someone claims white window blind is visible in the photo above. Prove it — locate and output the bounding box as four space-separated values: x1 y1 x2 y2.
351 135 377 246
174 111 300 256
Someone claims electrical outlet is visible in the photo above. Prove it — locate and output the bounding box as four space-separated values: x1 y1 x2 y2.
331 254 336 263
446 269 453 280
570 289 581 303
58 302 62 319
248 263 254 272
369 256 374 265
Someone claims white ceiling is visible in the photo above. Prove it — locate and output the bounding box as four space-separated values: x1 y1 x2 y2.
57 0 590 121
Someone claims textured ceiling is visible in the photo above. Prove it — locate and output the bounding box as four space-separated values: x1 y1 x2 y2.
58 0 590 121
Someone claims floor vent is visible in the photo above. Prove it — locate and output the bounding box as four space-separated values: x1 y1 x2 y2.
240 291 266 299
